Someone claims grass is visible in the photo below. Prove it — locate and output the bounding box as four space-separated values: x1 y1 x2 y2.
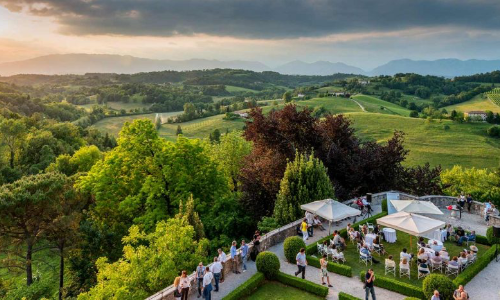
262 97 362 115
347 112 500 169
352 95 412 117
337 230 490 287
316 85 344 93
444 94 500 114
226 85 259 93
245 281 324 300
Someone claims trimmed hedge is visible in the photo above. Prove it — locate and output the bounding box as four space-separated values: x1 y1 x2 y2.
307 255 352 277
423 274 455 300
453 245 497 286
284 236 306 263
381 199 388 213
359 271 424 299
221 272 265 300
486 226 499 245
275 272 329 297
338 292 361 300
256 251 280 279
475 234 490 245
306 211 388 255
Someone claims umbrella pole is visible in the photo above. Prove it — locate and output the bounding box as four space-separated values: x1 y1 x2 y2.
328 221 331 235
410 235 412 254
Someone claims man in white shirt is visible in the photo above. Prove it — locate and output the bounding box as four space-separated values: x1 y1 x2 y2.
202 266 213 300
400 248 412 262
217 249 227 283
210 257 223 292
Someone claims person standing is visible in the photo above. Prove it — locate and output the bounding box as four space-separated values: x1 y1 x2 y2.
179 270 191 300
466 194 473 213
217 249 227 283
365 268 376 300
173 272 182 300
202 266 213 300
210 257 222 292
240 240 249 272
301 219 309 242
196 262 205 298
320 254 333 287
305 211 314 237
294 248 307 279
230 241 240 274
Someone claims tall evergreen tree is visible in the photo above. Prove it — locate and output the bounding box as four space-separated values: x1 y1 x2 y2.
176 195 205 241
273 152 334 225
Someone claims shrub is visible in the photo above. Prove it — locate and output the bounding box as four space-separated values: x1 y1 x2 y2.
5 279 53 300
487 125 500 137
257 216 280 234
307 255 352 277
486 226 499 245
443 125 450 130
381 198 388 212
275 272 328 297
339 292 361 300
284 236 306 263
360 271 424 299
454 246 497 286
404 298 421 300
423 274 455 300
256 251 280 279
222 272 265 300
475 233 490 245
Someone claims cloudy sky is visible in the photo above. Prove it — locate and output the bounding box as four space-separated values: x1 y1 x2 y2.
1 0 500 69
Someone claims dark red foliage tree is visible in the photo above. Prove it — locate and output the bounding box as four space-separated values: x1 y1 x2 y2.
399 163 443 196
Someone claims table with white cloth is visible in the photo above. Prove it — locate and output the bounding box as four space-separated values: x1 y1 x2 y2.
365 233 377 246
382 228 397 243
427 239 443 252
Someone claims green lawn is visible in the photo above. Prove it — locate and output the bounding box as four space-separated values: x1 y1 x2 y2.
226 85 259 93
261 97 362 115
245 281 324 300
347 112 500 169
352 95 412 117
338 230 490 287
444 94 500 114
316 85 344 93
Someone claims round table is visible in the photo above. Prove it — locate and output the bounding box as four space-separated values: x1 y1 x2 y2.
365 233 377 245
383 228 397 243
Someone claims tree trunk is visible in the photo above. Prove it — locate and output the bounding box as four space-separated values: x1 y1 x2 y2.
9 147 14 168
59 243 64 300
26 242 33 286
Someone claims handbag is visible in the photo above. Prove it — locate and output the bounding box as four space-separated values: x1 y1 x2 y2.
174 289 181 297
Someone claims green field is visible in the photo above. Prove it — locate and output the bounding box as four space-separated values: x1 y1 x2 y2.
340 230 490 287
226 85 259 93
353 95 412 117
347 112 500 168
246 281 324 300
445 94 500 114
316 85 344 93
78 101 151 112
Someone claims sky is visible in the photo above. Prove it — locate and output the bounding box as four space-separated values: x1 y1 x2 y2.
1 0 500 70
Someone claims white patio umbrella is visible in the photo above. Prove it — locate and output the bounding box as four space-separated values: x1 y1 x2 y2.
300 199 361 234
390 200 443 215
377 211 445 251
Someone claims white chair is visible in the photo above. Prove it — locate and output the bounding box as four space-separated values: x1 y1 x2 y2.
429 259 443 273
359 252 372 266
366 222 374 232
317 243 326 256
356 242 362 252
418 265 430 279
458 258 468 271
373 243 384 256
445 264 459 277
329 248 346 264
385 260 396 276
399 263 410 279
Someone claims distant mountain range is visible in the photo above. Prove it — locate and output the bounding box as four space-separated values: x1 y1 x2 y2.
1 54 500 77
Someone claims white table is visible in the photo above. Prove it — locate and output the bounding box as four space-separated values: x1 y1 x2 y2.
428 239 443 252
365 233 377 245
382 228 397 243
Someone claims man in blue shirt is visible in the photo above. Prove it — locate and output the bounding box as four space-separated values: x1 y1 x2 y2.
240 240 249 272
230 241 240 274
294 248 307 279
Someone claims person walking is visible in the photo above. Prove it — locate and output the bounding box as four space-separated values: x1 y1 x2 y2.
179 270 191 300
301 219 309 242
320 254 333 287
217 248 227 282
202 266 213 300
230 241 240 274
294 248 307 279
364 268 376 300
209 257 222 292
196 262 205 298
240 240 249 272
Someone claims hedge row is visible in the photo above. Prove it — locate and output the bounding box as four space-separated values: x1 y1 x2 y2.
307 255 352 277
475 234 490 246
306 211 388 255
359 271 424 299
338 291 362 300
222 272 265 300
453 245 497 286
275 272 329 297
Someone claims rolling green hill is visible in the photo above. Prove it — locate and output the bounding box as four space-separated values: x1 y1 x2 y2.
352 94 412 116
444 94 500 114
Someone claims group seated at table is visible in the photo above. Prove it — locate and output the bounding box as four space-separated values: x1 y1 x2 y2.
317 240 346 263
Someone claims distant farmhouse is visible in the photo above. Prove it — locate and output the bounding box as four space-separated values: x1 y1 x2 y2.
360 80 370 85
328 91 351 98
297 93 306 98
235 112 249 119
465 111 487 121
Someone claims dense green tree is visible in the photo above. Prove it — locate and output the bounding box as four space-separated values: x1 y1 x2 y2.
47 145 102 176
209 128 221 143
176 125 183 135
0 173 70 286
273 152 334 225
175 195 205 241
283 91 292 103
0 117 26 168
77 218 209 300
441 166 500 205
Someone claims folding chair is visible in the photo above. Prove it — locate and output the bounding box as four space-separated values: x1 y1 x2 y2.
399 264 410 279
385 261 396 276
366 222 374 232
429 259 443 273
445 264 459 277
359 252 372 266
317 243 325 256
418 265 430 279
373 244 384 256
466 237 476 246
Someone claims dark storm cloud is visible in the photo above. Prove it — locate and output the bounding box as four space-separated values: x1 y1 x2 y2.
2 0 500 38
